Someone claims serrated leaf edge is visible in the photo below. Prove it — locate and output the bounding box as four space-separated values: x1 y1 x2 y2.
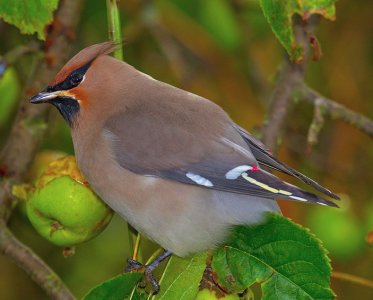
216 213 335 298
224 246 323 299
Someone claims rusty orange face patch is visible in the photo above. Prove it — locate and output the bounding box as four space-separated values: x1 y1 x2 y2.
68 88 89 107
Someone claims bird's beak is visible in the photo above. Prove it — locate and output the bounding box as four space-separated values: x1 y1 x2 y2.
30 90 75 104
30 91 58 104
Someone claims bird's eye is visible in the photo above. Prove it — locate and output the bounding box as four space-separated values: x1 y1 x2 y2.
69 73 83 86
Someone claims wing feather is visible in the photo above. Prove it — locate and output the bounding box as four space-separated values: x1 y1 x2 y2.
103 101 337 207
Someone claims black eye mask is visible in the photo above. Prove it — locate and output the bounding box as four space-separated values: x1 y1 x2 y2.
45 60 92 92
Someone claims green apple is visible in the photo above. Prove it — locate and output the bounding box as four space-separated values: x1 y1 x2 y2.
34 155 87 189
14 150 68 216
26 156 113 246
26 150 67 183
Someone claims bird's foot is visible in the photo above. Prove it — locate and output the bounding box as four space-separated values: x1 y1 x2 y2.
125 250 172 294
144 265 160 293
126 258 144 272
126 259 159 292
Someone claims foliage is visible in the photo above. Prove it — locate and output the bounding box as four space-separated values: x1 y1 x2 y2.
83 272 142 300
83 214 333 299
212 214 334 299
259 0 336 62
154 252 208 300
0 0 59 40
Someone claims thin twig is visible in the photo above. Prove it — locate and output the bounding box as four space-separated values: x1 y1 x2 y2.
3 42 40 61
106 0 123 60
332 271 373 289
0 41 40 76
132 233 141 261
297 84 373 139
307 98 326 147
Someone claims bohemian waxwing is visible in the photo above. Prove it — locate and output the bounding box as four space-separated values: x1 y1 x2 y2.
30 42 339 292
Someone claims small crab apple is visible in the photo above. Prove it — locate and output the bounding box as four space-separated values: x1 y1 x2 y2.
26 156 113 247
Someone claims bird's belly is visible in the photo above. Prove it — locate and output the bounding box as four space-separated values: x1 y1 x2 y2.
85 169 229 256
86 164 279 256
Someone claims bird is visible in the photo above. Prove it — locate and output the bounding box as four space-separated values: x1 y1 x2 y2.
30 42 339 292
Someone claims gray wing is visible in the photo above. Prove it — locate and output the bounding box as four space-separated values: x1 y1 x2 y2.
103 108 337 207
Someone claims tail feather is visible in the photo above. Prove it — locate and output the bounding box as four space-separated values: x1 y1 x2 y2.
240 169 338 207
233 123 340 200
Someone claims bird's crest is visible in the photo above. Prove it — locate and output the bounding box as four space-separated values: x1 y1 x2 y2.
50 41 119 86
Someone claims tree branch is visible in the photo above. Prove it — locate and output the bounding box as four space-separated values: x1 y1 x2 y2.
261 21 309 153
0 221 75 300
0 41 40 78
0 0 85 298
0 0 83 219
261 59 304 152
297 84 373 139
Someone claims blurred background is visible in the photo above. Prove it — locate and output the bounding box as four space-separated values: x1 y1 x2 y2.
0 0 372 299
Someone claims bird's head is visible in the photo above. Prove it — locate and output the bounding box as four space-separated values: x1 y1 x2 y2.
30 42 122 127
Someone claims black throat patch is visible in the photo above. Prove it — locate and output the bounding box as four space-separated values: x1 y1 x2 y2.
49 97 80 126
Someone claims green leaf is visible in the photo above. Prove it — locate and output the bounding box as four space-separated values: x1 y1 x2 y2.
153 252 207 300
0 0 59 40
83 272 142 300
212 213 334 300
259 0 337 62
